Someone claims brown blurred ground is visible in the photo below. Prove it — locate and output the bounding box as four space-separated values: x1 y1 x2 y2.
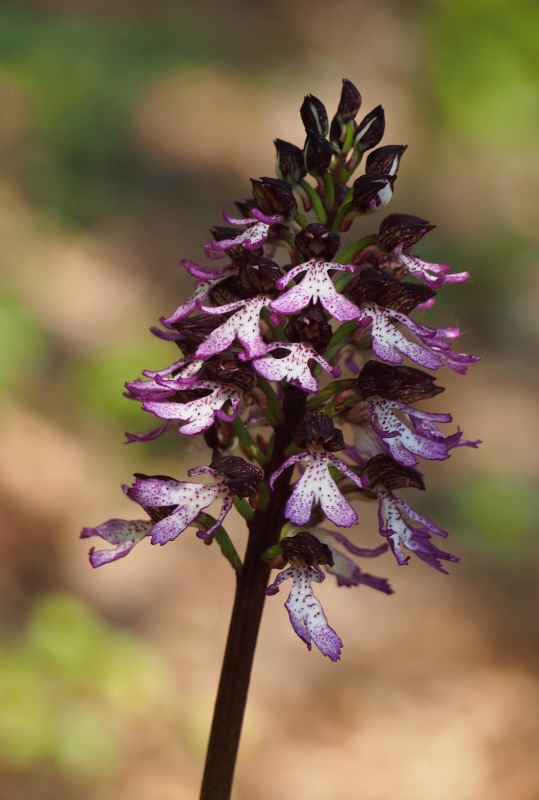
1 1 538 799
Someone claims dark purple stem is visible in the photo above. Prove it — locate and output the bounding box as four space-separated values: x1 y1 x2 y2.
199 387 306 800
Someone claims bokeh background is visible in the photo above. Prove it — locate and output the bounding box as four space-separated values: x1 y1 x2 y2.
1 1 538 798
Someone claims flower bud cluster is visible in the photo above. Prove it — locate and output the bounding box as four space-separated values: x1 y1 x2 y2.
82 79 480 660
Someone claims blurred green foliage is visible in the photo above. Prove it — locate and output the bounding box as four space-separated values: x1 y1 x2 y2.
0 4 216 226
428 0 539 151
0 593 170 777
67 334 166 425
451 473 539 563
0 290 49 391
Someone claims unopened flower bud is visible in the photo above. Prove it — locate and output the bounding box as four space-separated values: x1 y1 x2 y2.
238 255 281 296
336 78 362 120
330 79 362 142
352 173 395 214
304 130 333 175
234 198 256 217
209 455 262 497
378 213 435 251
300 94 329 137
251 177 297 220
355 360 444 403
365 145 407 176
364 454 425 491
284 304 333 354
350 267 435 312
203 356 256 393
173 313 227 350
353 105 385 153
294 411 344 452
295 223 340 260
208 274 246 306
274 139 307 185
281 531 335 568
211 225 243 242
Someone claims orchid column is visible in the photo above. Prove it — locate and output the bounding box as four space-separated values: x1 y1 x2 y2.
82 78 479 800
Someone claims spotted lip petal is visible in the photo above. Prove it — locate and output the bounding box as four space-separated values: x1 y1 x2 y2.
271 260 360 321
125 470 234 544
398 253 469 288
195 296 272 359
270 446 368 528
358 303 447 369
80 519 153 567
313 528 393 592
142 380 241 436
369 397 461 466
204 209 281 256
161 267 235 328
266 565 342 661
377 487 458 572
250 342 341 392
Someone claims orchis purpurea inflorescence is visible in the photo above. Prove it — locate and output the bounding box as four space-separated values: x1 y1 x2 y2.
82 78 480 668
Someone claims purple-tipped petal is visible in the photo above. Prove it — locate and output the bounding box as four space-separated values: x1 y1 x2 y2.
378 488 458 573
369 398 462 466
273 447 365 528
266 565 342 661
125 423 175 443
125 471 234 545
142 380 241 436
251 342 341 392
271 260 360 322
162 269 233 327
398 253 469 288
313 528 393 591
204 209 280 255
196 296 271 359
81 519 152 567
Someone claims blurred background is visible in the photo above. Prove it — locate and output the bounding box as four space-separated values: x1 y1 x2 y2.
1 1 538 798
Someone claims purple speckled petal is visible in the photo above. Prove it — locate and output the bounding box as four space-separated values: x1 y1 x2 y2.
313 529 393 592
196 296 270 359
251 343 341 392
125 422 175 443
285 469 318 525
181 258 235 281
120 468 235 545
326 453 369 490
283 448 359 527
248 208 282 225
196 494 234 540
271 260 360 321
369 398 460 466
161 270 233 328
266 565 342 661
378 488 458 572
222 209 281 226
204 215 277 255
127 476 196 507
427 332 481 374
124 376 178 401
142 381 240 435
140 355 204 382
269 452 303 489
399 254 469 287
147 483 225 544
80 519 152 567
366 304 444 369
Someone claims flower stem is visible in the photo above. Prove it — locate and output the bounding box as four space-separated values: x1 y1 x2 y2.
199 386 306 800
